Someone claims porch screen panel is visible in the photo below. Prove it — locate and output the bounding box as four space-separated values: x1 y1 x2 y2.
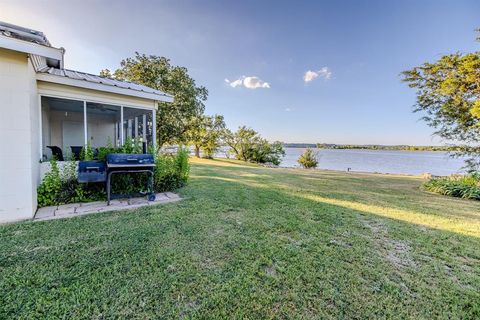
123 107 154 151
40 96 85 161
85 103 121 149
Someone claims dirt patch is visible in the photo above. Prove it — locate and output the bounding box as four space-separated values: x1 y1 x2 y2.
265 264 277 277
386 240 416 269
359 216 417 270
329 239 352 248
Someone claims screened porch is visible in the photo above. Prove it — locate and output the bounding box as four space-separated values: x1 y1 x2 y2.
40 95 156 161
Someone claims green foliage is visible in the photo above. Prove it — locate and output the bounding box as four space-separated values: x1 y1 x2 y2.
121 137 143 154
38 146 190 207
185 114 225 158
223 126 285 165
37 160 104 207
102 53 208 147
424 173 480 200
80 141 94 161
298 148 319 169
37 160 62 207
402 31 480 168
154 147 190 192
246 140 285 165
315 143 461 152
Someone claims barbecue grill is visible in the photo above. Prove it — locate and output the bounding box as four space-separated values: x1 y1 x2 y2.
78 160 106 183
77 153 156 205
106 153 156 205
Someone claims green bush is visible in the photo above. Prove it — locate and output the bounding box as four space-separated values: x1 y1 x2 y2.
80 141 94 161
37 160 105 207
37 160 62 207
246 141 285 165
154 147 190 192
424 173 480 200
38 147 190 207
298 148 319 169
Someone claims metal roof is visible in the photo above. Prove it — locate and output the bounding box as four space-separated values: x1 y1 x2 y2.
0 21 51 47
38 67 172 100
1 21 172 102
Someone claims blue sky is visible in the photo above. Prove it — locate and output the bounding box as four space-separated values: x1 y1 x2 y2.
2 0 479 144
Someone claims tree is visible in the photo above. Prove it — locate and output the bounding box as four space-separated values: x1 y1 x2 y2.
223 126 285 165
223 126 259 162
185 114 225 158
402 30 480 169
298 148 319 169
101 53 208 147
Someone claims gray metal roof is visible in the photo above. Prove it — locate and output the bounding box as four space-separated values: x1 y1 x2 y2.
1 21 172 101
38 67 172 99
0 21 51 46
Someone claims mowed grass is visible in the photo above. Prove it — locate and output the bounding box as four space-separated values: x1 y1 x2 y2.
1 158 480 319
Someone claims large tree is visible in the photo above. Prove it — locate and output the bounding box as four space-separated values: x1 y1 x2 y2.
223 126 285 165
402 31 480 169
185 114 225 158
101 53 208 147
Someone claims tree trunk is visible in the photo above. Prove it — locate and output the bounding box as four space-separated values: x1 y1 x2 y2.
194 145 200 158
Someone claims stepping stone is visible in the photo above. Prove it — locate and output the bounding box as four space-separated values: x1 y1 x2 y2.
55 203 80 216
154 193 169 202
76 202 108 214
110 199 128 206
165 192 180 199
79 201 106 207
128 198 149 206
35 206 56 219
33 193 182 222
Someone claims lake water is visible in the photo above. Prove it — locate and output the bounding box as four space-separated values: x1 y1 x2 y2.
214 147 467 176
279 148 466 176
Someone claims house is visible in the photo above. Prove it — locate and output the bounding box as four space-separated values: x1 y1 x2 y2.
0 21 172 223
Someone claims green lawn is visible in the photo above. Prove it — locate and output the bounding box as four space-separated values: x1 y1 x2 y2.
1 158 480 319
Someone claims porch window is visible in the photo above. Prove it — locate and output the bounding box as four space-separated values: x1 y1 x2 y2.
40 96 156 161
122 106 154 150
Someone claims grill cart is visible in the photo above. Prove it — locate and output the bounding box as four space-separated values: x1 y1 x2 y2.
105 153 156 205
77 154 156 205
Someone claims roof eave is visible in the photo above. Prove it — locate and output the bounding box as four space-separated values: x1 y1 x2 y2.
36 72 173 102
0 34 63 61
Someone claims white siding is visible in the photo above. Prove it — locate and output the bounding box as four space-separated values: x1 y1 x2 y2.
0 49 38 223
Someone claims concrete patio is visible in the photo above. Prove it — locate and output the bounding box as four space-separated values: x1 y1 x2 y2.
34 192 181 221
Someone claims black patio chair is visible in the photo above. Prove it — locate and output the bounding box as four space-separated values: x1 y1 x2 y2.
46 146 64 161
70 146 83 160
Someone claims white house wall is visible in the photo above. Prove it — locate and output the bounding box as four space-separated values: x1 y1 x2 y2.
0 49 39 223
0 49 158 223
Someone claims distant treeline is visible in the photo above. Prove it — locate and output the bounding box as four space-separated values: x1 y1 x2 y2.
283 143 460 152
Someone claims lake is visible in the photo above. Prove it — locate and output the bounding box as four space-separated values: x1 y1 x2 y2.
214 147 467 176
279 148 466 176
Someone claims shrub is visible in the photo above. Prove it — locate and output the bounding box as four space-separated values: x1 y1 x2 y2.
154 147 190 192
246 141 285 165
298 148 319 169
37 160 62 207
37 160 105 207
424 173 480 200
80 141 94 161
223 127 285 165
38 147 190 207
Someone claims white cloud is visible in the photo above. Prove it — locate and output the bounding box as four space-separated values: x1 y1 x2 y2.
285 107 292 112
303 67 332 83
225 76 270 89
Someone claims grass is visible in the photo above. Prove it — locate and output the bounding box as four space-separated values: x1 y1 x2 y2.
1 158 480 319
